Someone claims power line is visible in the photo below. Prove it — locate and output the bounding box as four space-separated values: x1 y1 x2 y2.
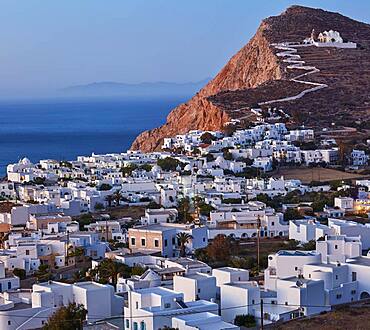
0 300 336 320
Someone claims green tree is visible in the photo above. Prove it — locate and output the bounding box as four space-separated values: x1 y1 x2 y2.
205 153 215 162
139 164 152 172
178 197 192 223
147 201 161 209
176 232 193 257
13 268 26 280
43 303 87 330
302 240 316 250
35 264 52 281
72 270 85 282
312 193 332 211
76 213 93 230
105 195 114 207
157 157 182 171
206 235 239 263
200 132 216 144
284 239 300 250
234 314 257 327
120 163 138 177
90 259 131 287
223 149 233 161
98 183 112 191
284 208 304 221
94 203 104 211
113 190 123 206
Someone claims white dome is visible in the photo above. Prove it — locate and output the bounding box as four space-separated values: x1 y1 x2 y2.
151 165 161 173
20 157 31 165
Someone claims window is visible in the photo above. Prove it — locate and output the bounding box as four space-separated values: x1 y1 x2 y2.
271 222 275 226
335 245 338 249
335 275 338 280
352 272 357 281
154 239 159 248
131 237 136 246
295 267 298 271
309 274 311 278
133 322 138 330
140 321 146 330
336 294 342 299
135 302 139 309
8 321 11 325
351 290 356 295
252 299 255 305
8 282 11 290
172 237 176 245
26 250 30 256
126 319 129 328
141 238 146 247
164 239 168 247
198 288 201 293
164 303 171 308
203 237 206 242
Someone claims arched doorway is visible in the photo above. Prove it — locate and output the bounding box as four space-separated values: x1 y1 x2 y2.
360 291 370 300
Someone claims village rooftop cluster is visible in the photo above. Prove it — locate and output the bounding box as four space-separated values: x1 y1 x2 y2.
0 117 369 329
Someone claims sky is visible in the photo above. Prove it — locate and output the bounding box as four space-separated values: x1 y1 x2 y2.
1 0 370 97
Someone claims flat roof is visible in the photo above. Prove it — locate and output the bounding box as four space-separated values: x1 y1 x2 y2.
157 267 185 275
136 286 179 296
281 276 315 284
6 302 32 311
74 282 107 290
168 258 208 268
213 267 247 273
224 281 259 289
347 256 370 267
184 273 212 281
173 312 237 330
130 224 175 232
277 250 318 257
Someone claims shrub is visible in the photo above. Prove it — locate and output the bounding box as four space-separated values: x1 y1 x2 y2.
13 268 26 280
234 314 257 327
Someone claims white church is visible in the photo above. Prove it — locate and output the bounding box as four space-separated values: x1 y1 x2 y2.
303 29 357 48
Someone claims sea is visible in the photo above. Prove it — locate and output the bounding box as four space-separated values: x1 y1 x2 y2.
0 96 186 176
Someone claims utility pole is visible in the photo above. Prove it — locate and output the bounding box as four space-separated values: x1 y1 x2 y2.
257 215 261 274
105 217 109 243
65 231 69 267
260 299 264 330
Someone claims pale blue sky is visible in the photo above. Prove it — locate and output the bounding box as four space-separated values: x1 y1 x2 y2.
0 0 369 96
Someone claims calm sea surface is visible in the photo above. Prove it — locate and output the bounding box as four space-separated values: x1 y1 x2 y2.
0 97 185 176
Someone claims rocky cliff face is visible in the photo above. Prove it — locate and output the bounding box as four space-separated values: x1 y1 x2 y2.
130 20 282 152
131 6 370 152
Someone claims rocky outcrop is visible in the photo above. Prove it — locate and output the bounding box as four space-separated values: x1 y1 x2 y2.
131 20 282 152
131 6 370 151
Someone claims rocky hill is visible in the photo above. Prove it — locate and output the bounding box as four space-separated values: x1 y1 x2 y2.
131 6 370 152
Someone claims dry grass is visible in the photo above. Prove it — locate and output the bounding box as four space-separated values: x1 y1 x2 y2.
274 306 370 330
103 206 146 220
273 167 365 184
239 238 289 258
